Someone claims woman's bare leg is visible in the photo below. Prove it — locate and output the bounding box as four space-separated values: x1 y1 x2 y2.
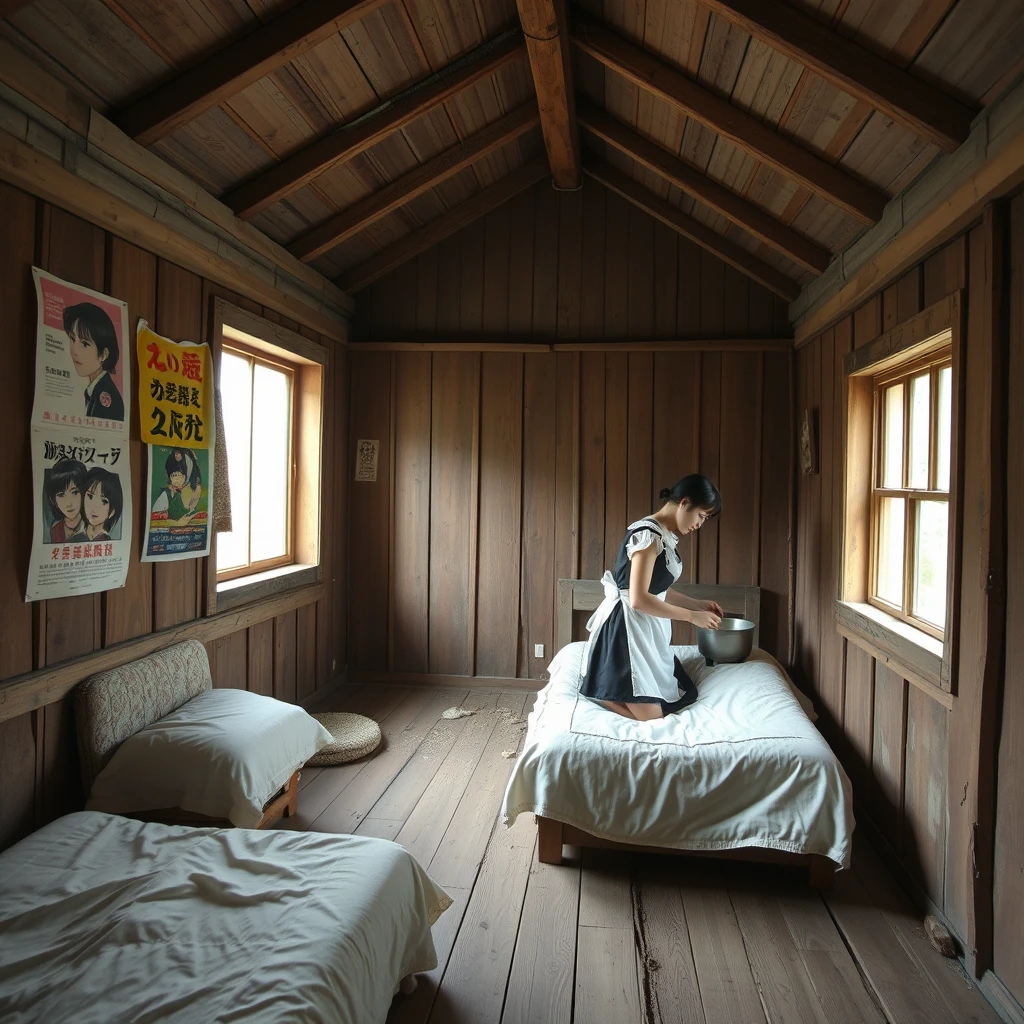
597 700 637 719
625 702 665 721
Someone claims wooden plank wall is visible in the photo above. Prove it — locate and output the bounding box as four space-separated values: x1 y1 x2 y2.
794 205 1024 1011
0 181 349 852
993 193 1024 1009
349 179 794 681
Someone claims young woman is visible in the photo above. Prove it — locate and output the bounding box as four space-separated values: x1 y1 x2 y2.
63 302 124 422
578 474 723 721
45 458 88 543
152 448 202 526
83 467 123 542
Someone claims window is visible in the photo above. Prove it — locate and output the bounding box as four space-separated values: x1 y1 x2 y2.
870 350 952 638
839 293 962 695
210 300 326 610
217 343 295 580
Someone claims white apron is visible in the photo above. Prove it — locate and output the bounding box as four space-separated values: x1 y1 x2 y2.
580 559 683 703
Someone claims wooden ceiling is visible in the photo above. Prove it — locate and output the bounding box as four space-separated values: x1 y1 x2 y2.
3 0 1023 302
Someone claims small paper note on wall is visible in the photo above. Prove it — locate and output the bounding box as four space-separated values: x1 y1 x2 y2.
355 439 379 482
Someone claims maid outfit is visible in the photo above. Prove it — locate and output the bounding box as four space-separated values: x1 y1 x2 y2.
578 517 698 714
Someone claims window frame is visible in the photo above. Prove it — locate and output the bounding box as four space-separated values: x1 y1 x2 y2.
215 339 298 583
838 292 965 696
868 349 953 640
207 299 327 615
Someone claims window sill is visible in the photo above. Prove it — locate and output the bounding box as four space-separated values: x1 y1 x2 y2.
833 600 948 697
214 563 321 614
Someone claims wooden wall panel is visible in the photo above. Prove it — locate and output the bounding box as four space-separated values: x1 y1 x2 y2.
350 180 793 681
392 353 432 673
0 183 348 851
993 191 1024 1006
476 353 523 678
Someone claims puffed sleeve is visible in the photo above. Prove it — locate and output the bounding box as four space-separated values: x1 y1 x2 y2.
624 528 664 559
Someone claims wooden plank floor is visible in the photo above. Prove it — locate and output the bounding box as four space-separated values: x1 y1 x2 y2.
287 683 1001 1024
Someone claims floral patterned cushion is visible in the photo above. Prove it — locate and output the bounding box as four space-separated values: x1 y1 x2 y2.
74 640 213 794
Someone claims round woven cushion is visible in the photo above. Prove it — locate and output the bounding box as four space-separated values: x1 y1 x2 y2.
306 713 381 766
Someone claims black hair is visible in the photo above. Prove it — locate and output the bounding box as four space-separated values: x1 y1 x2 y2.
84 467 123 532
659 473 722 517
45 458 87 519
165 448 202 490
63 302 119 373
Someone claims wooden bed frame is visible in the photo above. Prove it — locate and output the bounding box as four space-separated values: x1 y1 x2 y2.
543 578 835 889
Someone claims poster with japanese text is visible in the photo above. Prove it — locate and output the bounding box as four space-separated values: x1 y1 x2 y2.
136 321 212 448
30 268 130 433
26 270 133 601
141 445 213 562
25 428 132 601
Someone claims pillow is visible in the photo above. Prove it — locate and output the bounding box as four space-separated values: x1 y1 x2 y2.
85 689 333 828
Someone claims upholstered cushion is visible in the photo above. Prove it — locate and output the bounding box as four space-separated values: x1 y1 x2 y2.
74 640 213 793
85 688 334 828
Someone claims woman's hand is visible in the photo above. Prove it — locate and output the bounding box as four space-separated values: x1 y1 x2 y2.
690 608 722 630
701 599 724 617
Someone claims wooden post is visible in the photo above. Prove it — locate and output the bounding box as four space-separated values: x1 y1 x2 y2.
808 855 835 890
537 816 564 864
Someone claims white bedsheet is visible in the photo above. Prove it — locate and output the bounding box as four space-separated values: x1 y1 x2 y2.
502 643 853 867
0 812 452 1023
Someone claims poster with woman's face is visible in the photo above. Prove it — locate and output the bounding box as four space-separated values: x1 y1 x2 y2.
30 268 130 433
26 427 132 601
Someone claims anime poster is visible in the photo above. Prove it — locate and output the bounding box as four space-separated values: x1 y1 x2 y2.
31 269 130 433
136 321 212 449
141 445 213 561
25 428 132 601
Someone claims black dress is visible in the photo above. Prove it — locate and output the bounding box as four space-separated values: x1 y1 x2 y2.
578 518 698 715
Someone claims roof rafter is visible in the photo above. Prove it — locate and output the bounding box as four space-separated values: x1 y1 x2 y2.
571 13 887 225
577 98 830 274
338 156 550 293
291 100 540 262
584 154 801 301
695 0 974 153
515 0 581 188
224 33 526 220
114 0 389 146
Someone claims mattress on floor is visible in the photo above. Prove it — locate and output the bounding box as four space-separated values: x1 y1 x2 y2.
0 811 451 1024
501 642 854 867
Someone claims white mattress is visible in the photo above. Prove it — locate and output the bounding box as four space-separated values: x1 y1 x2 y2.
502 642 854 867
0 812 452 1023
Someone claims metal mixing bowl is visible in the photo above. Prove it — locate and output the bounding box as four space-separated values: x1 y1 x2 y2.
695 614 755 664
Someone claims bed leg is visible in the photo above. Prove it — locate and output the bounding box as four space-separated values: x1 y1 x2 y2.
284 771 299 817
537 817 564 865
809 855 834 890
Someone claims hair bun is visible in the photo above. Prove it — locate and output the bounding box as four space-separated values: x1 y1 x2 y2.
659 487 672 500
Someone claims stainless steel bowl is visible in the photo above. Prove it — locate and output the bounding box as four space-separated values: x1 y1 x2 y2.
695 614 755 664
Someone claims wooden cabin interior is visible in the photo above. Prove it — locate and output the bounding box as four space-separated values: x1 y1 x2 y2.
1 0 1023 1019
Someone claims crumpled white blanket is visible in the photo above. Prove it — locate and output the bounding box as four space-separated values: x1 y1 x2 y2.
501 642 853 867
0 812 452 1023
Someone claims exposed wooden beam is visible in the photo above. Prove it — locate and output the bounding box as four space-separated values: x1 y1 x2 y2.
571 14 887 224
291 101 540 262
584 154 801 301
114 0 389 146
695 0 974 153
577 98 830 274
347 337 792 351
225 34 525 220
515 0 581 188
339 157 549 292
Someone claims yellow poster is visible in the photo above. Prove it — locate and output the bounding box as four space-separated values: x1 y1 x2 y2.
136 320 212 449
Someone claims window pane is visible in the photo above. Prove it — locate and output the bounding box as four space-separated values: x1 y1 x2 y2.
883 384 904 488
217 352 252 571
877 497 905 606
909 374 930 488
936 366 952 491
914 500 948 628
249 364 291 563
